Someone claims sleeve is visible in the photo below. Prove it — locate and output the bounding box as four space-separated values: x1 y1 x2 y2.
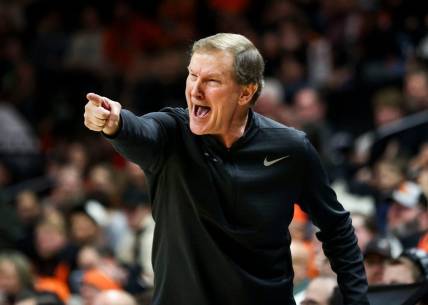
104 109 177 173
297 136 370 305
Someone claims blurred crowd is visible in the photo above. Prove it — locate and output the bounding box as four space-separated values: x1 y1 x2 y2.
1 0 428 305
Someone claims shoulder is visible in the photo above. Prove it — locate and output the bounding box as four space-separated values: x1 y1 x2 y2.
159 107 188 121
254 111 307 145
141 107 189 128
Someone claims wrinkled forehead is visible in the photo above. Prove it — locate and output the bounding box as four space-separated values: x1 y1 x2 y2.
188 50 235 76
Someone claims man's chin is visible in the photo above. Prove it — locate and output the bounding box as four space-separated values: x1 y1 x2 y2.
189 121 206 135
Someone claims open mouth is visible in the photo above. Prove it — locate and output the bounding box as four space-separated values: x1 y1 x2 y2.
193 104 211 118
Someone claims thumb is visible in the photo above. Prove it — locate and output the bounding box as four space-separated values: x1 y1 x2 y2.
101 97 112 111
86 92 104 107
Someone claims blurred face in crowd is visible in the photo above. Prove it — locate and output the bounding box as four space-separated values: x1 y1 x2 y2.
68 142 88 172
81 283 100 305
293 88 325 126
352 214 374 252
383 260 415 284
0 259 21 295
373 161 403 192
405 72 428 110
70 213 99 245
374 105 403 127
78 246 101 270
16 191 40 225
301 277 336 305
49 165 84 207
124 206 148 231
88 165 115 194
36 222 66 258
185 50 254 144
364 253 388 285
387 202 420 237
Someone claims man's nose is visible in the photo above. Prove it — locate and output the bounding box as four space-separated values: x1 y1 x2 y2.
191 79 203 98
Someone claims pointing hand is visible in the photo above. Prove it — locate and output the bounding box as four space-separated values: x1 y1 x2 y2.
84 93 122 136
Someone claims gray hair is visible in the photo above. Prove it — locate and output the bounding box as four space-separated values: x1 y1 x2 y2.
191 33 265 105
0 251 34 291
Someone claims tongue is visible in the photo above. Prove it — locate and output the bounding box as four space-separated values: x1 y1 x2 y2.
196 106 210 117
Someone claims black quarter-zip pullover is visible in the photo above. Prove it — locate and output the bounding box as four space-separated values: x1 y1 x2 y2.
107 107 369 305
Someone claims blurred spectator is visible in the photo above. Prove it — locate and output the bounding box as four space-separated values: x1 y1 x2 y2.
84 163 129 252
68 246 101 294
116 189 154 289
68 246 127 298
103 1 163 76
386 181 428 248
15 190 42 258
65 6 106 73
0 103 41 180
0 251 34 305
16 191 41 226
0 199 22 250
373 159 407 195
78 246 102 270
292 87 338 175
372 88 405 128
404 68 428 114
313 239 335 278
367 158 407 237
45 164 84 209
351 212 377 252
66 143 89 175
278 56 306 100
307 38 333 88
253 78 290 125
158 0 197 47
68 199 109 247
33 214 71 302
289 204 310 242
291 240 310 295
353 87 405 167
80 269 121 305
93 290 136 305
383 248 428 284
292 87 329 141
363 237 392 285
300 276 337 305
3 1 428 304
31 9 68 71
86 164 116 197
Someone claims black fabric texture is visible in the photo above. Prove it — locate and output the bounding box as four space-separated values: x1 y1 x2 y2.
107 107 369 305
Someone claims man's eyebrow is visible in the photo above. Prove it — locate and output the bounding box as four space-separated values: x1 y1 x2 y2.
187 68 223 78
206 72 223 78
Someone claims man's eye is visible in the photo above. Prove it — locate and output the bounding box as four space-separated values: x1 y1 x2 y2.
208 79 219 84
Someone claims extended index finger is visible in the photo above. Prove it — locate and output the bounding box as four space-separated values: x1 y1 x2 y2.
86 92 104 107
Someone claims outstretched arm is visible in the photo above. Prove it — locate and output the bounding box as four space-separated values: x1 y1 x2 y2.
83 92 177 173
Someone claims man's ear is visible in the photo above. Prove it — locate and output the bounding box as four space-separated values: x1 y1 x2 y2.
238 83 258 106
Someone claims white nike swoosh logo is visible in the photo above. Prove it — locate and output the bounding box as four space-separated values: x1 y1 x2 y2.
263 155 290 167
